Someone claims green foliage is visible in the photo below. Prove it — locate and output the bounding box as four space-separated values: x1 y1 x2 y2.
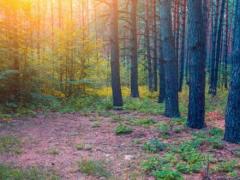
176 162 191 174
208 138 224 150
153 170 184 180
60 96 113 113
115 124 133 135
179 86 228 114
191 129 224 150
178 142 203 162
123 98 164 114
170 117 187 126
143 139 167 153
131 118 156 127
157 122 171 137
141 156 164 172
205 88 228 113
209 128 224 137
141 155 183 180
162 141 206 174
214 160 238 173
78 159 111 177
0 164 59 180
0 136 22 154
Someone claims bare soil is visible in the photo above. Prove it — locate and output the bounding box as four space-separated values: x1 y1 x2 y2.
0 111 239 180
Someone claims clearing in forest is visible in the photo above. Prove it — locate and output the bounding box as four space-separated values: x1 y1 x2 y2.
0 111 240 180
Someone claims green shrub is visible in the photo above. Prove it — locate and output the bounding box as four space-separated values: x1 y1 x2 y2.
115 124 133 135
178 143 204 164
78 159 111 177
153 170 184 180
176 162 191 174
214 160 238 173
157 123 171 137
141 156 166 172
143 139 167 153
209 128 224 138
141 154 177 174
175 142 205 173
192 129 224 150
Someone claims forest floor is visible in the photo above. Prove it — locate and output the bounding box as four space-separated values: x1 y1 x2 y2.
0 110 240 180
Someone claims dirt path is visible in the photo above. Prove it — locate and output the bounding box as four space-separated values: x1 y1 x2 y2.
0 111 239 180
0 112 163 179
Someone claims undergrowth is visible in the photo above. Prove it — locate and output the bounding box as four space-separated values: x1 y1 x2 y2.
78 159 111 178
0 164 59 180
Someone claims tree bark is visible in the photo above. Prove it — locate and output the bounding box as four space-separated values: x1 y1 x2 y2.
130 0 139 98
110 0 123 107
187 0 206 129
224 0 240 143
159 0 180 117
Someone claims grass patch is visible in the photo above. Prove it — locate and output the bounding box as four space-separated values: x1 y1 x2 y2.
131 118 156 127
156 122 171 138
115 124 133 135
123 98 164 114
76 143 92 151
111 115 124 123
47 147 60 156
78 159 111 178
91 121 101 128
0 135 22 154
0 164 59 180
214 160 238 173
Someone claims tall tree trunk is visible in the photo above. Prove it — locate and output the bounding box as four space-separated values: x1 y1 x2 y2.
159 0 180 117
187 0 206 129
224 1 240 143
178 0 187 92
152 0 158 91
145 0 153 91
130 0 139 98
110 0 123 107
209 0 219 95
223 0 229 89
212 0 226 95
158 35 165 103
